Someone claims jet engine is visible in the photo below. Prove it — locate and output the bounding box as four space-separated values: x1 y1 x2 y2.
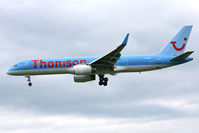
74 75 96 82
74 64 95 75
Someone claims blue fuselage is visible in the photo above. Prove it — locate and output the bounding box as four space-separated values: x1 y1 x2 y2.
7 54 193 76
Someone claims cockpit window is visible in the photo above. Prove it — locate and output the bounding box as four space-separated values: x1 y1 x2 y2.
13 64 18 67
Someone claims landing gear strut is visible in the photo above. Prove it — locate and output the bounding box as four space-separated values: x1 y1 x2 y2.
98 74 108 86
25 76 32 86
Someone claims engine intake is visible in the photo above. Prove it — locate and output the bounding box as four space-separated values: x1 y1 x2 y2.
74 64 95 75
74 75 96 82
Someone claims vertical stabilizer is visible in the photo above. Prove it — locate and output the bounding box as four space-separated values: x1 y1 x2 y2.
159 26 192 56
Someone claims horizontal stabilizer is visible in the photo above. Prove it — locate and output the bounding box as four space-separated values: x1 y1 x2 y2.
169 51 194 61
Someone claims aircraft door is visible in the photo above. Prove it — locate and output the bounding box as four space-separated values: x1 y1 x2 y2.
157 57 161 64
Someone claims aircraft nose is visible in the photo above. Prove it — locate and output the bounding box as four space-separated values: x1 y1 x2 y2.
6 70 11 75
6 70 17 76
7 68 14 75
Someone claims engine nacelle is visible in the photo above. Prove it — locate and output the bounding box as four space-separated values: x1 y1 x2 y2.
74 75 96 82
74 64 94 75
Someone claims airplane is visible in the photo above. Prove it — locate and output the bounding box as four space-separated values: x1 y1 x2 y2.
7 25 194 86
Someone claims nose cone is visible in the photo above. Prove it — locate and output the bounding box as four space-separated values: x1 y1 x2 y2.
7 71 12 75
7 68 15 75
7 69 12 75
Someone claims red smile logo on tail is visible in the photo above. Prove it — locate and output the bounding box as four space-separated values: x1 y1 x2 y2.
171 37 187 51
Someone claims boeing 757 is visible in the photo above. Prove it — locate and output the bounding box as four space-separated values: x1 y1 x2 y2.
7 26 194 86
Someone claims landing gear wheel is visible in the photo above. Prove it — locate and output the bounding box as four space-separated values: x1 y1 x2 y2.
98 74 108 86
103 81 107 86
99 81 103 86
104 77 108 82
28 82 32 86
25 76 32 87
100 77 104 81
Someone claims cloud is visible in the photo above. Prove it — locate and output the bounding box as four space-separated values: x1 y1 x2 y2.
1 107 199 133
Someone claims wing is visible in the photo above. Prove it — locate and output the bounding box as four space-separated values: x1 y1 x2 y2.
89 33 129 67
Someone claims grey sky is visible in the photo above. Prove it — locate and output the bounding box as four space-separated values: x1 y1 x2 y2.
0 0 199 133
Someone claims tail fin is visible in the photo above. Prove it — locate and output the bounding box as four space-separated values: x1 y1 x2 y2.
159 26 192 56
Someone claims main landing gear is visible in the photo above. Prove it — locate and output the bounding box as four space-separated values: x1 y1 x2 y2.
25 76 32 86
98 74 108 86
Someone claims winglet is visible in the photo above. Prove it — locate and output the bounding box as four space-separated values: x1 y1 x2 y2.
121 33 129 46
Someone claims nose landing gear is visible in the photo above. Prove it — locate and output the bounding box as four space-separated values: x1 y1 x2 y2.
25 76 32 86
98 74 108 86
